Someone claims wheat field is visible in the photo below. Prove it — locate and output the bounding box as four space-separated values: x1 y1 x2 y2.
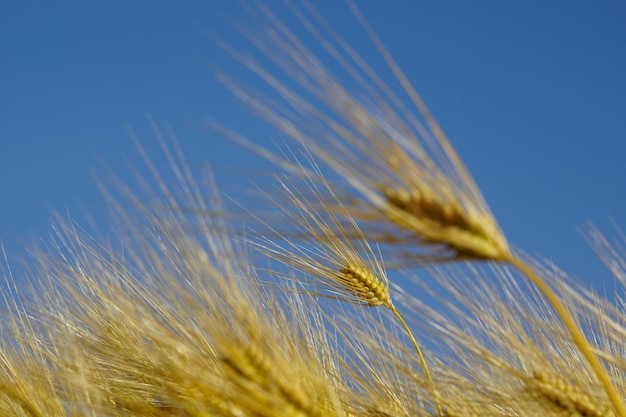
1 2 625 417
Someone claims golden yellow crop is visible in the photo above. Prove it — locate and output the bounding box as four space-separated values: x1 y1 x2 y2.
1 3 624 417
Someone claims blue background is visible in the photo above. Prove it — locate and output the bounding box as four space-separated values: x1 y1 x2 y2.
1 1 625 291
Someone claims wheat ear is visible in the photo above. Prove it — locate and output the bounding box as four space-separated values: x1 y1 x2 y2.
248 168 443 416
336 263 441 417
530 370 614 417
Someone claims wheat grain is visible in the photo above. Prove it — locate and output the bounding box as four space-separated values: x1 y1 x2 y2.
530 370 614 417
379 184 509 261
336 264 390 308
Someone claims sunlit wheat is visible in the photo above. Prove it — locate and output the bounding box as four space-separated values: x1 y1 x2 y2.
0 2 624 417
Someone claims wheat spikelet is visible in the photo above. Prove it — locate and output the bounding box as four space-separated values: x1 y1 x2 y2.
530 370 614 417
218 333 325 417
336 264 390 308
379 184 508 261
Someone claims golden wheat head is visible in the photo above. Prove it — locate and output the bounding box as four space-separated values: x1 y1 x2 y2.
210 2 511 265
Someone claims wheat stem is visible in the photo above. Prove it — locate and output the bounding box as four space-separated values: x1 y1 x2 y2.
390 306 443 417
508 256 626 417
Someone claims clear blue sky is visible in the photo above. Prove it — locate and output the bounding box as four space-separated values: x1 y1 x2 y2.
1 1 625 291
